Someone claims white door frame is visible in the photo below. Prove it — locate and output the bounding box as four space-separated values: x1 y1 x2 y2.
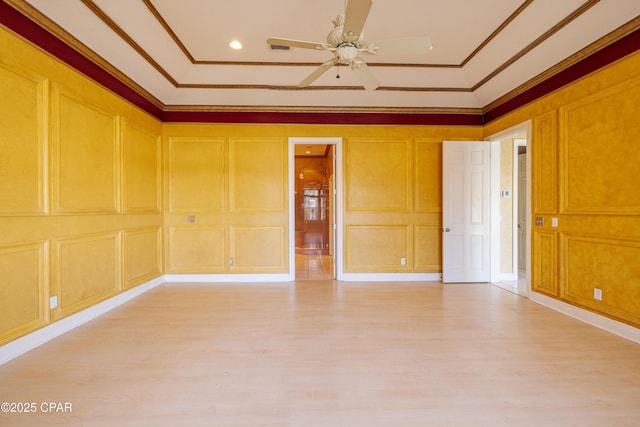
288 137 343 281
514 138 527 274
486 120 532 297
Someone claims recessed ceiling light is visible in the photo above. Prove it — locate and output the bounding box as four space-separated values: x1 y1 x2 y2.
229 40 243 50
305 151 311 154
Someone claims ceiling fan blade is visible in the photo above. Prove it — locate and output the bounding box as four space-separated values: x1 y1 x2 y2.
343 0 373 40
298 58 338 87
267 37 325 50
351 60 379 91
373 36 433 55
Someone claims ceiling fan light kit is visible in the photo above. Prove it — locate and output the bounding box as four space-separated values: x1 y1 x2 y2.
267 0 432 91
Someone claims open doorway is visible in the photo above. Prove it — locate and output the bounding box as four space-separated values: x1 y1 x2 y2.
487 122 531 297
288 138 342 281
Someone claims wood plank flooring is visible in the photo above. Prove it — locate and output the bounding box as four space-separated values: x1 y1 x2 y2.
1 281 639 426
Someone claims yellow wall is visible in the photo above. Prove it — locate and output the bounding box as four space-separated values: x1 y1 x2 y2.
162 125 482 275
0 28 163 344
2 23 640 347
484 51 640 327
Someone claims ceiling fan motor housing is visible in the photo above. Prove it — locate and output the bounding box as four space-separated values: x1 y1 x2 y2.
335 44 359 64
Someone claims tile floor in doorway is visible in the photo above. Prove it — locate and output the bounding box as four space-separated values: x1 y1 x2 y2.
295 254 334 280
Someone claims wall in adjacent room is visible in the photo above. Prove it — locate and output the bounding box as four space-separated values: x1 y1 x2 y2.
500 137 515 275
0 28 163 345
484 51 640 327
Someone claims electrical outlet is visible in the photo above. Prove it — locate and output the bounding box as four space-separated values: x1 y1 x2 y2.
50 295 58 309
552 217 558 227
400 257 406 265
594 288 603 301
187 215 195 223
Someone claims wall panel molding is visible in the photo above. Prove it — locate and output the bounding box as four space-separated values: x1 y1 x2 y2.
559 76 640 215
168 137 226 213
0 63 48 216
532 230 558 296
51 232 121 321
560 233 640 325
532 110 558 214
51 84 120 214
229 138 286 213
169 226 226 273
0 241 49 345
124 227 162 288
414 225 441 272
230 226 286 272
414 139 443 213
346 225 412 272
122 121 161 213
346 138 412 212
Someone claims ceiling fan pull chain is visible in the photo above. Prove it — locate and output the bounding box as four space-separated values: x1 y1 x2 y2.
336 63 340 79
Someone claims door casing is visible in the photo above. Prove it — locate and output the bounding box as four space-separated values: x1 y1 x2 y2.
288 137 343 281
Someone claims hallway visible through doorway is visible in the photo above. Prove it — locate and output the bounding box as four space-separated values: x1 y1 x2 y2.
294 143 335 279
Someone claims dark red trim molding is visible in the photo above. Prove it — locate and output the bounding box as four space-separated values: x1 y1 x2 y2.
0 1 163 120
161 110 484 126
1 2 638 126
483 27 640 124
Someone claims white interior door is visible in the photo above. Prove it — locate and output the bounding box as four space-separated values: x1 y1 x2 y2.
442 141 491 283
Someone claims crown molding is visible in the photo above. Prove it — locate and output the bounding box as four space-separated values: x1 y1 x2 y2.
483 16 640 116
1 0 639 125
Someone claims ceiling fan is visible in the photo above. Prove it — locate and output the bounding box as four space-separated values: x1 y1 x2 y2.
267 0 432 91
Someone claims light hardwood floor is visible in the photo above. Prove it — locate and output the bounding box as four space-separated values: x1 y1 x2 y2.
1 281 639 426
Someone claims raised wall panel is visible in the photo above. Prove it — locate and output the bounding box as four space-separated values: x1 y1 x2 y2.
532 230 557 296
560 77 640 214
415 139 442 213
346 138 411 212
229 138 286 212
169 137 225 212
124 227 162 288
169 226 226 272
52 86 119 214
0 64 47 215
560 234 640 325
532 111 558 214
230 226 285 272
414 225 441 272
346 225 411 272
52 233 121 320
0 242 48 345
123 122 161 213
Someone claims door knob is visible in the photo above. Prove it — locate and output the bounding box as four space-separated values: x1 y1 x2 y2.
443 227 451 232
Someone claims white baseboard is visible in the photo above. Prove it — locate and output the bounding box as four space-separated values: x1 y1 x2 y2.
0 276 165 366
164 273 293 283
530 292 640 344
340 273 441 282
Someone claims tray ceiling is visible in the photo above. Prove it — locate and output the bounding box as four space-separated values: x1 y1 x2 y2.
10 0 640 112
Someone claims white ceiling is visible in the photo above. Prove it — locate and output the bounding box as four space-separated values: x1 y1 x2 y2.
20 0 640 111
